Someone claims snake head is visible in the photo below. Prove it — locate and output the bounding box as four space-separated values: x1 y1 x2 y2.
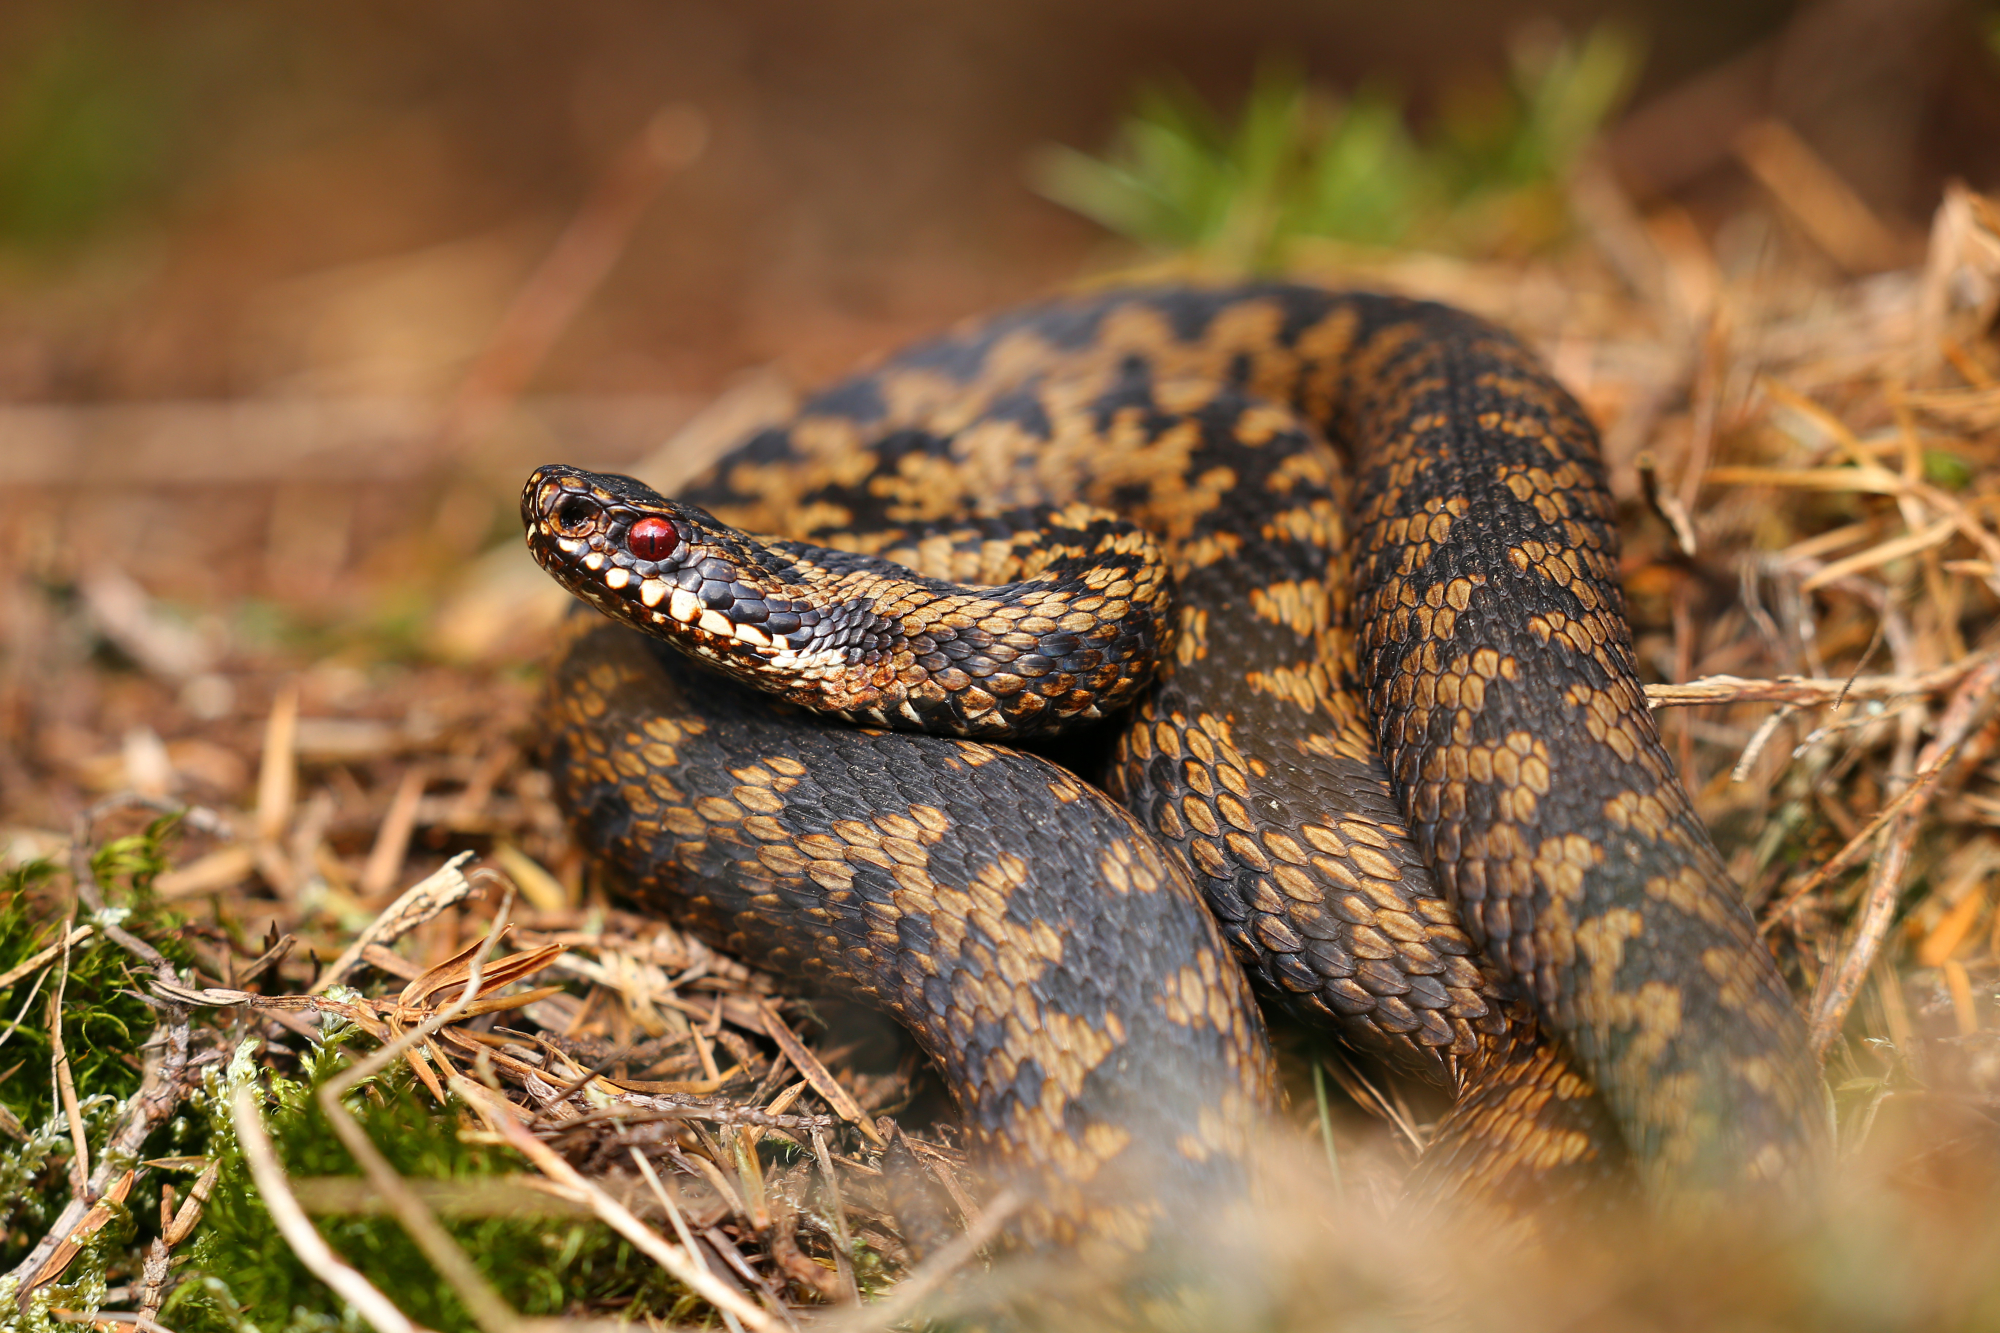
521 464 715 620
522 463 817 674
524 461 1176 737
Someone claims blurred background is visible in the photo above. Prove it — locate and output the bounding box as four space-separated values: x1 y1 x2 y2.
2 0 1992 400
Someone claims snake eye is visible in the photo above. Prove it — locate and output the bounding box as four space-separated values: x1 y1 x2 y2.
551 492 600 535
628 516 677 561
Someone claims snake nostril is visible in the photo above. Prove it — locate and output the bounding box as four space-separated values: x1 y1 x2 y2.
551 493 601 535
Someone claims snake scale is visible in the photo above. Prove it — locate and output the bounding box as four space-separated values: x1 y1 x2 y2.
525 284 1828 1264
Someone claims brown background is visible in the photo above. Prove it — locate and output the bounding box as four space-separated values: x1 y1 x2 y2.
0 0 1987 405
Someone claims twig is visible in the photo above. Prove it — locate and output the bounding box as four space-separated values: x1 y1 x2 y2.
68 794 207 986
10 799 204 1305
76 568 217 683
0 950 58 1055
451 1076 780 1331
311 851 478 993
519 1056 621 1126
230 1085 415 1333
549 1099 840 1136
1319 1051 1425 1154
1788 698 1927 756
810 1128 861 1305
1676 302 1732 529
1645 648 1999 709
702 1225 790 1323
1806 655 2000 1055
15 1171 135 1307
232 932 297 991
284 1175 593 1218
673 1141 750 1226
359 766 430 900
1761 750 1961 930
630 1149 796 1329
1734 119 1914 273
1729 703 1797 782
1799 515 1959 592
138 1160 219 1318
757 1002 883 1146
897 1136 981 1227
1638 451 1699 556
6 1039 197 1298
50 926 89 1195
0 925 94 990
627 1149 698 1250
314 890 520 1333
763 1186 846 1305
254 686 299 893
49 1311 178 1333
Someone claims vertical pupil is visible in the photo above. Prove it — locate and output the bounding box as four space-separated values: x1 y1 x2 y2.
629 517 675 560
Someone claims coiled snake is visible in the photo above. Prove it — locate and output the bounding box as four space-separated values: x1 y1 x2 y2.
525 284 1827 1261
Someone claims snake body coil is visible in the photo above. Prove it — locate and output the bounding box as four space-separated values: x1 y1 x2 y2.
528 284 1827 1254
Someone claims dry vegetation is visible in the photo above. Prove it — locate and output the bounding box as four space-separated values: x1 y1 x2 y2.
6 7 2000 1330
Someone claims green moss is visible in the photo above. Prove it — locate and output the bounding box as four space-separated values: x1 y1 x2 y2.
1 822 191 1112
0 822 202 1281
165 1032 681 1332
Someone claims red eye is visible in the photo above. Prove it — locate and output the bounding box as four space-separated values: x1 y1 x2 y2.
629 517 676 561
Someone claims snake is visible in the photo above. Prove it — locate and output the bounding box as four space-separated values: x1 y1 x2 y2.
524 283 1828 1266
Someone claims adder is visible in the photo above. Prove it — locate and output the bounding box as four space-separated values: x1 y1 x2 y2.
523 283 1828 1262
